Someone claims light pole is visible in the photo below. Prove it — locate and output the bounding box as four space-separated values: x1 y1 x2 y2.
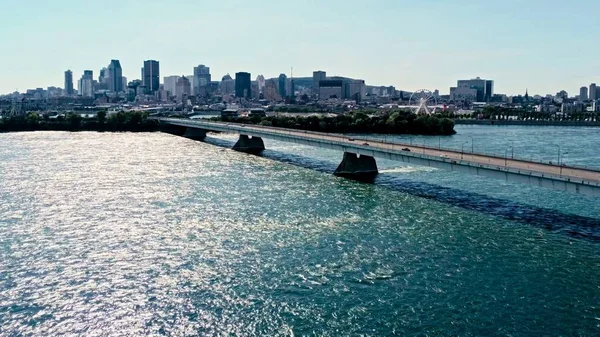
461 141 469 159
509 139 515 159
438 137 441 149
505 146 513 166
560 152 568 176
553 144 561 165
468 136 474 153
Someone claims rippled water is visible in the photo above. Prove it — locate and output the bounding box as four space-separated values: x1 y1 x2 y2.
1 128 599 336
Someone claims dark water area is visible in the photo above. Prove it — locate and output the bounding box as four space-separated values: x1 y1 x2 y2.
1 127 599 336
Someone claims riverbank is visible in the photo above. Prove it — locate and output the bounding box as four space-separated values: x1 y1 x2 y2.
218 111 456 135
455 119 600 127
0 111 159 132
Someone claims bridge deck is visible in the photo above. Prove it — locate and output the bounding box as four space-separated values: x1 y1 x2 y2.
159 118 600 192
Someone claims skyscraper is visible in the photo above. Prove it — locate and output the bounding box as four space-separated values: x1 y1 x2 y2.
64 70 74 96
193 65 211 95
176 76 191 103
107 60 123 93
580 86 589 101
235 72 251 98
590 83 597 101
278 74 287 97
485 80 494 102
219 74 235 95
256 75 265 94
313 71 326 96
99 68 107 84
142 60 160 94
163 76 179 97
78 70 94 97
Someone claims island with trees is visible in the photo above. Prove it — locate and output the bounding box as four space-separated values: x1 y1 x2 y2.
1 109 455 136
217 110 456 135
0 111 159 132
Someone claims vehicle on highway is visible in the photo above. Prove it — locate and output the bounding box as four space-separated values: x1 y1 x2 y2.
362 143 369 146
440 154 449 158
402 148 411 152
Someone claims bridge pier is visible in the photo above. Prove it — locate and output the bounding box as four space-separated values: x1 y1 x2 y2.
233 135 265 154
334 152 378 182
183 127 207 141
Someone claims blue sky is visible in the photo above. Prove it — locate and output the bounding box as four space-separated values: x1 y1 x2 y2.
1 0 599 95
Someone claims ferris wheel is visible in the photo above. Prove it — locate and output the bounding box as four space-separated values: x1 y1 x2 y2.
409 89 437 115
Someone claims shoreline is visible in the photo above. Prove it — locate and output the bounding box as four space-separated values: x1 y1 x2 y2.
455 119 600 127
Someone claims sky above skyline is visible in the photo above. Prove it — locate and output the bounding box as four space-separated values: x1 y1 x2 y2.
1 0 599 96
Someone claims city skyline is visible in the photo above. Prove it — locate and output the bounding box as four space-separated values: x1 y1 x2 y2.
2 0 600 95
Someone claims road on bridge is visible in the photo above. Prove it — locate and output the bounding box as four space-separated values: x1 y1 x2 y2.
220 122 600 184
161 118 600 186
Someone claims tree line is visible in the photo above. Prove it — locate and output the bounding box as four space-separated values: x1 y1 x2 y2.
0 111 159 132
218 111 455 135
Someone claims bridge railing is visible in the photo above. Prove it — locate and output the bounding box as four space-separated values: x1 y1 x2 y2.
160 118 600 184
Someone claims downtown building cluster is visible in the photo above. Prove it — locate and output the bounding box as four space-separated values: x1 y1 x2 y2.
2 59 600 120
0 59 403 114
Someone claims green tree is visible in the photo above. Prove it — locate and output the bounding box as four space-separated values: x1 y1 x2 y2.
97 110 107 124
26 112 40 127
66 113 82 130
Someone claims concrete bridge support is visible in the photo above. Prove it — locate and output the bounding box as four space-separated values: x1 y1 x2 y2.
233 135 265 154
334 152 378 182
183 127 207 141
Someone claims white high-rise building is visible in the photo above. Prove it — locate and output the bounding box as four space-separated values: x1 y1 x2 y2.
78 70 94 97
256 75 265 94
163 76 179 97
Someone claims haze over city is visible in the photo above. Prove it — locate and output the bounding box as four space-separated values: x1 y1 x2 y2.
2 0 600 95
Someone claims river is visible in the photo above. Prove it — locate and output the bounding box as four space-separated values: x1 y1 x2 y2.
1 125 599 336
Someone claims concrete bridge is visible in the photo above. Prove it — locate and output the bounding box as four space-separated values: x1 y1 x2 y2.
157 118 600 197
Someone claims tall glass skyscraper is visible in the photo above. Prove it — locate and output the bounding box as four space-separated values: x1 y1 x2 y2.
235 72 251 98
142 60 160 94
193 65 211 95
64 70 74 96
108 60 123 93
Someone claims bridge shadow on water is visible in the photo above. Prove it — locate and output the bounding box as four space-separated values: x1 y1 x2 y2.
203 136 600 242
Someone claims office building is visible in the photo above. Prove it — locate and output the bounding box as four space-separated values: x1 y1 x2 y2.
256 75 265 94
99 68 107 84
580 87 588 101
193 65 211 95
142 60 160 94
318 80 344 99
163 76 179 97
78 70 94 98
176 76 191 103
235 72 251 98
454 77 493 102
263 79 282 101
345 79 366 102
450 86 478 101
485 80 494 102
107 60 123 93
590 83 598 101
64 70 74 96
219 74 235 95
278 74 287 97
313 71 326 96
